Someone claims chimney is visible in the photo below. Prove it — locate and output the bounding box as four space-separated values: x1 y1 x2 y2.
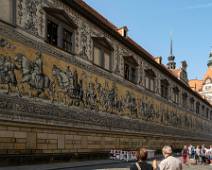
154 56 162 64
117 26 128 37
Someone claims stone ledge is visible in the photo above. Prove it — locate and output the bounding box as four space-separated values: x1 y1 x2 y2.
0 94 211 142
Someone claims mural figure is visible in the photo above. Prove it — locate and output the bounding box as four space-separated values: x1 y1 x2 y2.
52 65 84 105
65 66 74 95
0 55 20 95
15 53 52 98
85 82 96 109
104 83 118 112
52 64 71 104
32 51 43 88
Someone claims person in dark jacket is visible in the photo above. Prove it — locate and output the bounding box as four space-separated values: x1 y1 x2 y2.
130 147 153 170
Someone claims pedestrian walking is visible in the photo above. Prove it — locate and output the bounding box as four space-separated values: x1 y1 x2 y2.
130 147 154 170
195 145 202 164
181 145 188 165
158 145 182 170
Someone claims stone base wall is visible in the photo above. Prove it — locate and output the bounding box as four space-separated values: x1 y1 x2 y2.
0 120 210 156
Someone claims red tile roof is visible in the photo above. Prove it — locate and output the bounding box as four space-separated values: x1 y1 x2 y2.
189 79 203 92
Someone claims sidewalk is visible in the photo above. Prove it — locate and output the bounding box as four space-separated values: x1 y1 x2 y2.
0 159 124 170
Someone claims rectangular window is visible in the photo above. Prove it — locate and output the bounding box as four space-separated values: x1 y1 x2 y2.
124 63 137 83
0 0 15 25
182 93 187 107
47 20 58 46
94 46 102 66
190 99 194 111
196 103 200 114
93 44 111 71
124 63 130 80
63 29 73 53
104 52 110 70
161 80 169 99
206 108 209 118
131 67 136 83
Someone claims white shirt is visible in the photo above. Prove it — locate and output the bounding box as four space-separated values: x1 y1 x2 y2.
159 156 182 170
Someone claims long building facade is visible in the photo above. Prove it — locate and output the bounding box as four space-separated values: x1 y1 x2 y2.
0 0 212 156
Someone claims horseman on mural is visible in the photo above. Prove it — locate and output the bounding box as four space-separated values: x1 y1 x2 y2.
52 64 83 105
14 52 52 98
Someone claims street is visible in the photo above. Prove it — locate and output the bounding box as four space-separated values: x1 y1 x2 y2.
1 160 212 170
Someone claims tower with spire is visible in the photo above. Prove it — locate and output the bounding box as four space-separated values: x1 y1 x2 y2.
207 49 212 68
167 37 176 69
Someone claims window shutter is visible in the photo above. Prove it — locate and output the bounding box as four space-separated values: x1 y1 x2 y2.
94 46 101 66
104 52 110 70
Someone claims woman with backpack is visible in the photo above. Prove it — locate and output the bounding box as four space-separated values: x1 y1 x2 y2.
130 147 154 170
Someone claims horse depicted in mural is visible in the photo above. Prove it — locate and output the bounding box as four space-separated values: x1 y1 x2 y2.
0 55 21 95
14 53 53 100
52 65 83 105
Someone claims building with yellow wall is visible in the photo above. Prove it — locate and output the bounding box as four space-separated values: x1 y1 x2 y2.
0 0 211 158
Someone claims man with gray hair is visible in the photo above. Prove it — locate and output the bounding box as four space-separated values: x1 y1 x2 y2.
159 145 182 170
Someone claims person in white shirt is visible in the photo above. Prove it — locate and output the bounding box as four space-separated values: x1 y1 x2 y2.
158 145 182 170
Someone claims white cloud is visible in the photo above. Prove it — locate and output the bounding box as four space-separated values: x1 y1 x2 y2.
184 2 212 10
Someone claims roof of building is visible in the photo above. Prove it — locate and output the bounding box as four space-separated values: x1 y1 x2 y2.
189 79 203 92
169 69 181 79
62 0 211 106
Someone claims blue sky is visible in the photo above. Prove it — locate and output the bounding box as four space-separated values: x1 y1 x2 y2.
84 0 212 80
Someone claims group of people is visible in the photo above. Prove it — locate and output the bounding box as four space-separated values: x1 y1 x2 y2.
130 144 212 170
182 144 212 165
130 145 182 170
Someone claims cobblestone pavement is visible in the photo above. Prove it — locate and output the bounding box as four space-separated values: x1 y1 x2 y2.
97 165 212 170
183 164 212 170
1 160 212 170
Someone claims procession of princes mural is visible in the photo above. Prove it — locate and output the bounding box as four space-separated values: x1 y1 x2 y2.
0 36 208 133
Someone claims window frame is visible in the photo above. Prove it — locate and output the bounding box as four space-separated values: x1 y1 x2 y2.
124 62 137 84
182 92 188 107
144 69 156 92
93 42 112 71
0 0 16 26
190 97 195 111
172 87 179 104
161 79 169 99
196 102 200 114
45 12 75 54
